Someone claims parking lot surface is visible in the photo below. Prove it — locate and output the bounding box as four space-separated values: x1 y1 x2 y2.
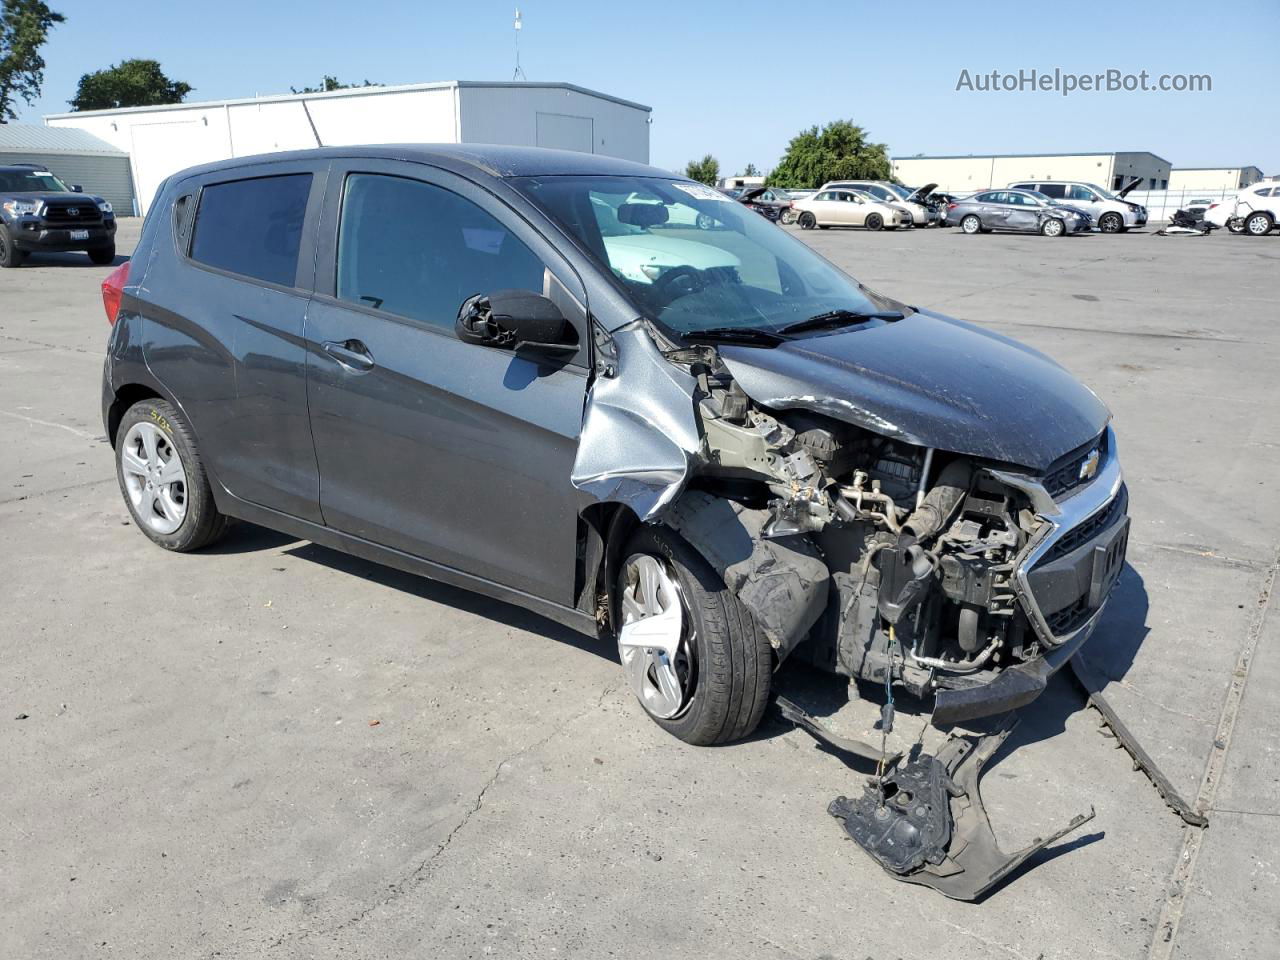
3 220 1277 959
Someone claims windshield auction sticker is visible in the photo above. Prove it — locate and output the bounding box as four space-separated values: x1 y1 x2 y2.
672 182 732 202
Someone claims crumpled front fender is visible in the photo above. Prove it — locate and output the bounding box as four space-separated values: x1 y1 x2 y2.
570 320 702 521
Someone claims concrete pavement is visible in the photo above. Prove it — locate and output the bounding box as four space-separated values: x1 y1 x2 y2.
2 219 1276 959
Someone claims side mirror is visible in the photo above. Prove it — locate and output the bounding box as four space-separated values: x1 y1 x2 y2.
71 184 84 193
455 290 577 353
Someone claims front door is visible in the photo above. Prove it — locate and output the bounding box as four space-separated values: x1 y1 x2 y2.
304 161 591 604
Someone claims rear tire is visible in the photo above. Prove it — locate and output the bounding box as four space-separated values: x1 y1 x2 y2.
115 398 229 552
616 525 772 746
960 214 982 234
865 213 884 231
88 244 116 265
0 225 26 267
798 212 816 230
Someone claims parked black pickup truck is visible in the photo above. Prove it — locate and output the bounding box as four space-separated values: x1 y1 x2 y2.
0 163 117 267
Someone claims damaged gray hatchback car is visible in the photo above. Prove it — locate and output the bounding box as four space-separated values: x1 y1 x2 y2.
103 145 1128 748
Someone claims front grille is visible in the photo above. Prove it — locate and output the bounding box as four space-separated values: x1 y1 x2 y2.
1041 432 1107 500
1043 487 1128 563
42 204 103 226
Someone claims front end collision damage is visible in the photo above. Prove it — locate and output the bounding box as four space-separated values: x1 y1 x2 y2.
570 313 1141 897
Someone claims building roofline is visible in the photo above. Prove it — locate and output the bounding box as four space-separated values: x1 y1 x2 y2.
0 145 128 157
43 80 652 122
1171 165 1262 171
891 151 1171 164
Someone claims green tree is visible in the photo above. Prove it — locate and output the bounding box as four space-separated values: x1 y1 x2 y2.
70 59 191 111
684 154 719 186
290 75 380 94
742 162 760 177
767 120 891 189
0 0 65 122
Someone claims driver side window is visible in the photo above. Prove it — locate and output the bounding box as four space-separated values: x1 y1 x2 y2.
1067 185 1096 202
337 174 547 330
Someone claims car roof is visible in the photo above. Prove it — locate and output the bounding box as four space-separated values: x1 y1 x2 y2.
167 144 671 183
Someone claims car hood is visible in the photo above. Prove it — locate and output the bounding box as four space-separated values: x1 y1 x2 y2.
903 182 939 203
1115 177 1143 199
717 309 1110 471
2 190 101 204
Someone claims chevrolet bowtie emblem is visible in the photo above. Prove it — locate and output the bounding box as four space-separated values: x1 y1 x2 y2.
1079 448 1100 481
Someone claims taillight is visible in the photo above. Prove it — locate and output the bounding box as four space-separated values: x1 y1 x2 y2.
947 202 957 210
102 261 130 326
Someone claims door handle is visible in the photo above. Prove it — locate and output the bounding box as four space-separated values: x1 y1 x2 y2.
322 339 375 372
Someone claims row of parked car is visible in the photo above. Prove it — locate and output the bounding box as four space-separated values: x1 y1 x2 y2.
778 178 1152 237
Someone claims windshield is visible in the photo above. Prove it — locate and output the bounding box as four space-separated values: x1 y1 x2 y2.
0 169 70 193
512 175 893 336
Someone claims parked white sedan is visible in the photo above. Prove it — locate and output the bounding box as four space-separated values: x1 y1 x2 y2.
792 189 908 231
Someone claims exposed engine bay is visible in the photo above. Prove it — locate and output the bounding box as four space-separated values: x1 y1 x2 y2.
662 338 1121 721
573 316 1135 899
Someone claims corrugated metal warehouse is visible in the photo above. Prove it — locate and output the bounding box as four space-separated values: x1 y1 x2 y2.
1167 166 1264 192
891 152 1172 193
0 124 136 214
44 80 652 215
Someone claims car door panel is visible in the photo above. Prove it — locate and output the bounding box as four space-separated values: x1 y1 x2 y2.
305 161 590 604
141 161 327 523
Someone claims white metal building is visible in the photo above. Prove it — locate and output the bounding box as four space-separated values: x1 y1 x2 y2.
44 81 652 215
0 124 136 213
891 152 1172 193
1167 166 1264 192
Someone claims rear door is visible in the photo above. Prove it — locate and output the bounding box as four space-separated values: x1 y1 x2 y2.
304 160 591 604
143 161 326 522
981 191 1012 228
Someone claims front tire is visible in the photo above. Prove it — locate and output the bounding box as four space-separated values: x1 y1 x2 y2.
695 212 715 231
88 244 116 265
1245 211 1274 236
616 525 772 746
1041 217 1066 237
115 398 229 552
865 213 884 231
1098 212 1123 233
960 214 982 234
0 225 26 267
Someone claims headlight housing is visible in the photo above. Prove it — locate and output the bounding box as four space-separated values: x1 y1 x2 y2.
2 199 41 217
97 200 113 214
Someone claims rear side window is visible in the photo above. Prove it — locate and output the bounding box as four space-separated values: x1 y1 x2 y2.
190 174 312 287
336 173 546 330
1038 183 1067 199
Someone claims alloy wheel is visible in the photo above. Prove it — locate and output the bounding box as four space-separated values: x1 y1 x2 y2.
120 421 188 535
1043 218 1064 237
961 215 981 234
617 553 695 720
1246 213 1272 236
1099 213 1122 233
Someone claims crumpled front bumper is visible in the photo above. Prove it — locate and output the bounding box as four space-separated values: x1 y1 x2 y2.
934 431 1128 725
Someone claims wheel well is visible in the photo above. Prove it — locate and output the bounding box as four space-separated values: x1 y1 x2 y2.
574 502 641 634
106 384 162 448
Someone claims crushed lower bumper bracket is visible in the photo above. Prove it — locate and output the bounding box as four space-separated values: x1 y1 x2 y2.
824 714 1095 900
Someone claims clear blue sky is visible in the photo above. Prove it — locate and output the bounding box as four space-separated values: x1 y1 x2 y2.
16 0 1279 176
